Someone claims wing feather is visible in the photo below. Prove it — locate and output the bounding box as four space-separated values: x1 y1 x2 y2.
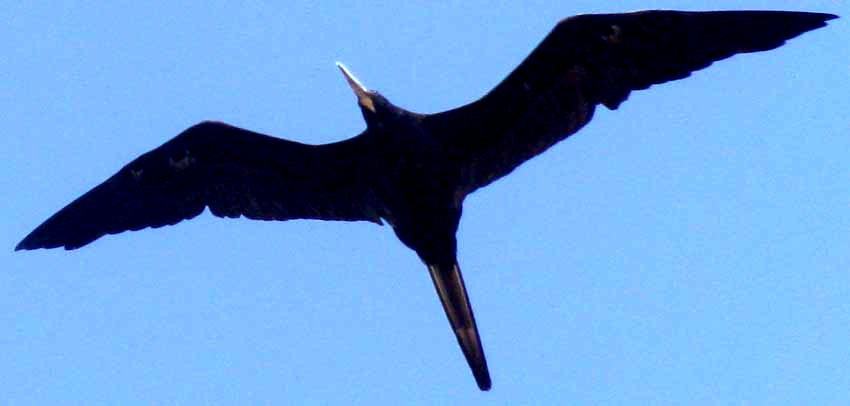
424 10 837 193
16 121 381 250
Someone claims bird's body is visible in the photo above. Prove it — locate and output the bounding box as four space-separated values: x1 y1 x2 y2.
16 10 837 391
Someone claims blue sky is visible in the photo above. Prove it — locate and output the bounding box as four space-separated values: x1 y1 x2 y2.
2 1 847 404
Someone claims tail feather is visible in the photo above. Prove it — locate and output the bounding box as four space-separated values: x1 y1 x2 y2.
427 262 491 390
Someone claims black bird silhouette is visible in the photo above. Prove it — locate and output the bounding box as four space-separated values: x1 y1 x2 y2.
16 10 837 390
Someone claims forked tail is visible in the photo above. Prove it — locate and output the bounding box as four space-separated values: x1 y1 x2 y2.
426 262 491 390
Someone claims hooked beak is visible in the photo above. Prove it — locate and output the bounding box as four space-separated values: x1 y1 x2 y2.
336 62 375 113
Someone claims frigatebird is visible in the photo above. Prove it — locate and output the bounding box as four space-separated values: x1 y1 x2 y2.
16 10 836 390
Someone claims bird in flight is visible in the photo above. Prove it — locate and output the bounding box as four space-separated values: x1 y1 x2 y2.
17 10 836 390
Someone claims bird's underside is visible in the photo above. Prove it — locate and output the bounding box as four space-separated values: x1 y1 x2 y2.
16 10 836 391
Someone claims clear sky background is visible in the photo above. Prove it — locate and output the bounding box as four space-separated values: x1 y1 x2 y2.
2 1 847 404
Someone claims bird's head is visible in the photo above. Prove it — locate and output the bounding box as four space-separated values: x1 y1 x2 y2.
337 62 402 128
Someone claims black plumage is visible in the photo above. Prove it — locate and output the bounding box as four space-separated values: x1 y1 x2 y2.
16 10 836 391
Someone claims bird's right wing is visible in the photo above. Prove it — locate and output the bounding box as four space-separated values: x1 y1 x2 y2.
17 121 383 250
423 10 837 195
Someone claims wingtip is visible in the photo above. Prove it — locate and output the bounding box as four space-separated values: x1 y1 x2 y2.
15 228 79 251
786 11 840 39
807 11 839 26
14 239 43 251
15 236 34 251
790 11 839 28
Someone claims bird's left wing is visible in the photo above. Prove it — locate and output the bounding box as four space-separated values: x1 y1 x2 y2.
16 121 382 250
423 10 837 195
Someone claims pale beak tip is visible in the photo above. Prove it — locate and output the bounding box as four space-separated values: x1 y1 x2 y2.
336 62 375 112
336 61 368 93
